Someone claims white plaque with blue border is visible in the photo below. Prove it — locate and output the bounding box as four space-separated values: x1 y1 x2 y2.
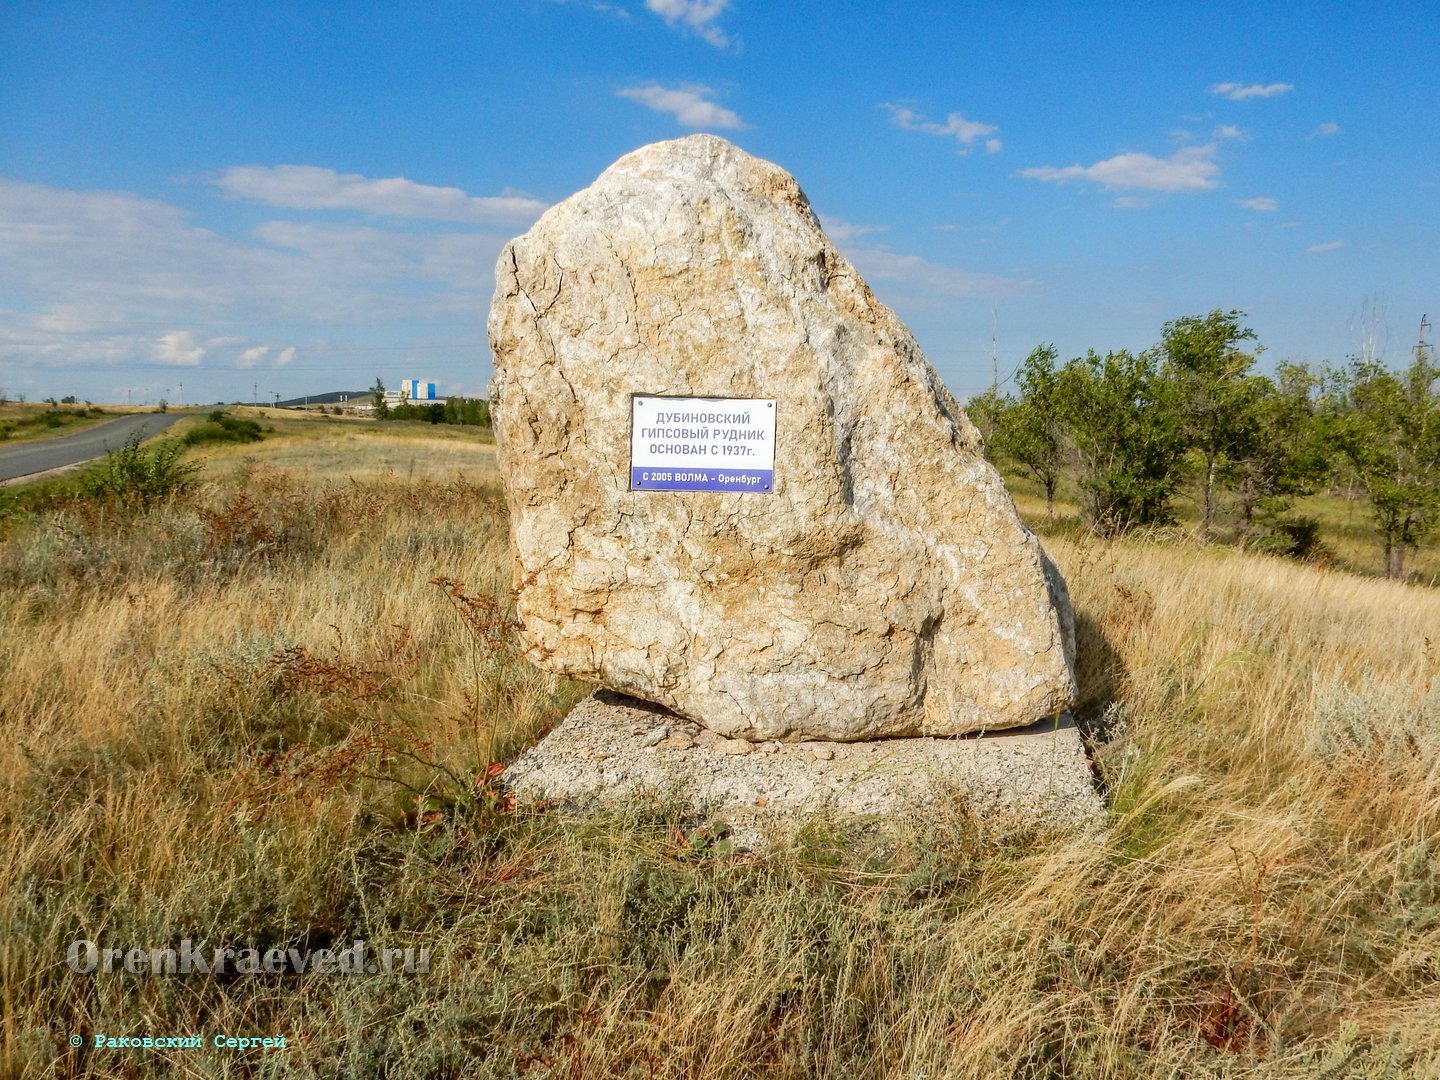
630 396 776 492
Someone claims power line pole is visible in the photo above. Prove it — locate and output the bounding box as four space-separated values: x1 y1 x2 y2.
990 304 999 392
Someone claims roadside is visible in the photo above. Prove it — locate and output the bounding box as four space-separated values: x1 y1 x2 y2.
0 410 194 484
0 404 160 447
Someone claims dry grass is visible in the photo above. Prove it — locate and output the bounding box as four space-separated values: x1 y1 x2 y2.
195 413 497 484
1 423 1438 1078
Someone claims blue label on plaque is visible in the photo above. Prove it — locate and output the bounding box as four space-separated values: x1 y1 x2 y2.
630 467 772 492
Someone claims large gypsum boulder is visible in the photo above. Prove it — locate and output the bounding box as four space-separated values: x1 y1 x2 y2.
488 134 1077 741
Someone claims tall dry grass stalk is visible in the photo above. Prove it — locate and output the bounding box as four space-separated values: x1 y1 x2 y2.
1 424 1437 1077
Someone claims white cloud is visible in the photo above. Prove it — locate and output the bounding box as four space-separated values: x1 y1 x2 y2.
1213 124 1245 140
985 138 1003 155
817 215 887 244
884 104 998 152
616 84 745 129
235 343 300 370
212 165 548 225
1306 240 1344 254
1211 81 1294 101
0 177 508 377
548 0 633 20
844 248 1035 302
1113 196 1155 209
1018 143 1220 193
644 0 732 47
152 330 204 366
1237 197 1279 211
31 305 113 335
252 220 500 294
1315 121 1341 136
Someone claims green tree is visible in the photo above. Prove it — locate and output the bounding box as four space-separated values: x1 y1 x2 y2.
389 401 446 423
371 377 389 419
1333 351 1440 578
1054 348 1185 536
444 396 491 426
964 386 1005 446
1228 363 1330 543
989 345 1065 522
1159 310 1259 535
385 396 492 427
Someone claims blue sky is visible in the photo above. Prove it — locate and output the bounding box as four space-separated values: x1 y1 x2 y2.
2 1 1435 405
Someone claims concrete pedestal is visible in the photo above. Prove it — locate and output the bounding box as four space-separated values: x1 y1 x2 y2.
504 691 1105 848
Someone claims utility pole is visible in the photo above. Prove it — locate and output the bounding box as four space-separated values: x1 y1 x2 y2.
990 305 999 392
253 382 259 408
1418 315 1432 363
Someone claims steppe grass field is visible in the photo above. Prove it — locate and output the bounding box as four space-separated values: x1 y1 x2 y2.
2 416 1438 1078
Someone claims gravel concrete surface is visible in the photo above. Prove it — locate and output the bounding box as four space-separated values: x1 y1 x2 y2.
505 691 1105 848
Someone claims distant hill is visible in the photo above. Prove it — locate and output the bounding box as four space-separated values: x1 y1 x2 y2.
247 391 370 408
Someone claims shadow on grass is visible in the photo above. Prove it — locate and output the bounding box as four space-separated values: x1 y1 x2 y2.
1070 606 1128 803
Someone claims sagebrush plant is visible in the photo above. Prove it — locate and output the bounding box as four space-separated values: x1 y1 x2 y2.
2 422 1439 1077
83 430 201 510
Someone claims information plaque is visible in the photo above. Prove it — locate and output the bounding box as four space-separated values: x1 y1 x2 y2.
630 395 776 492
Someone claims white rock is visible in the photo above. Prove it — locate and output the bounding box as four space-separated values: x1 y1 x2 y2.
489 134 1077 741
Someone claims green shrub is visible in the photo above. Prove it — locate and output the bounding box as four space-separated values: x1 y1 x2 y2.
85 431 201 510
183 411 265 446
1247 515 1329 561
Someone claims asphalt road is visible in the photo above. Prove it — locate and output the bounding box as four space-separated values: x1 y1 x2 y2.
0 411 193 483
